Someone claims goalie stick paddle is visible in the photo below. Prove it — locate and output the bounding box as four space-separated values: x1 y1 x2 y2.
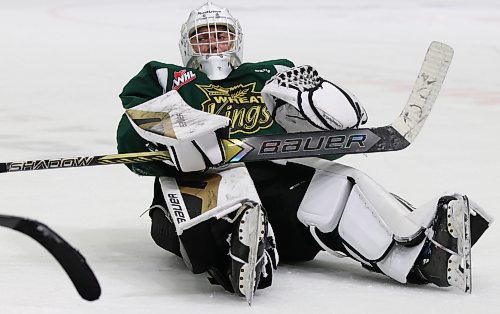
0 214 101 301
0 41 453 174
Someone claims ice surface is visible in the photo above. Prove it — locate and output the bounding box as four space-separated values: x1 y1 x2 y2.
1 0 499 313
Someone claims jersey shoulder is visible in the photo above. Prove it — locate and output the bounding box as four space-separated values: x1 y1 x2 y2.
237 59 294 73
143 61 187 71
140 61 194 80
119 61 183 109
121 61 209 108
248 59 295 68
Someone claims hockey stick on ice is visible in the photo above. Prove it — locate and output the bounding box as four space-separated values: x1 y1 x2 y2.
0 41 453 174
0 214 101 301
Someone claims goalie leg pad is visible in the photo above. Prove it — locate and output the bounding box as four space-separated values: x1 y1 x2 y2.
293 159 494 288
338 185 394 261
160 164 261 234
158 164 278 299
295 159 425 239
297 170 353 233
158 165 261 273
377 241 427 283
294 159 434 282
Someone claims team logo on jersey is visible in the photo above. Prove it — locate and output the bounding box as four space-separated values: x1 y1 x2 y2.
196 82 273 135
172 70 196 90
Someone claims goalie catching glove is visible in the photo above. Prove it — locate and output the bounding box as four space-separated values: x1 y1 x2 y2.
261 65 368 132
126 90 230 172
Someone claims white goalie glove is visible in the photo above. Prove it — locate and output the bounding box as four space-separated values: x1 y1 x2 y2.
261 65 368 132
126 90 230 172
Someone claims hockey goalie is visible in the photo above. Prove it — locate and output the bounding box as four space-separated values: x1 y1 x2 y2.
116 2 493 302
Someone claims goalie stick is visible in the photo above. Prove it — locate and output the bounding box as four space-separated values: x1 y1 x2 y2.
0 214 101 301
0 41 453 174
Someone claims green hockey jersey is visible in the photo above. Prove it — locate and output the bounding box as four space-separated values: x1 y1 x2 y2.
117 59 294 176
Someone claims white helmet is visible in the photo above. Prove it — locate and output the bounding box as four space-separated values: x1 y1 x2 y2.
179 2 243 80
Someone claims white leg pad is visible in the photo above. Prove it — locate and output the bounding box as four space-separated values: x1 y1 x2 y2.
407 197 441 229
344 246 371 267
160 164 262 234
289 159 487 283
210 164 261 206
377 241 426 283
297 170 353 233
338 185 393 261
291 158 426 240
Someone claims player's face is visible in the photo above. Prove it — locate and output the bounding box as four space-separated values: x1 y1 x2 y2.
190 25 234 54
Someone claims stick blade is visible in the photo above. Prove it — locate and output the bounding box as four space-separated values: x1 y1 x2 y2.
392 41 454 143
0 215 101 301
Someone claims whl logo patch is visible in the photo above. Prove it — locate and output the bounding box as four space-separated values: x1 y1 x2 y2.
172 70 196 90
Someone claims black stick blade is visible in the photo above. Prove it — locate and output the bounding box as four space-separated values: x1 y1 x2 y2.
0 215 101 301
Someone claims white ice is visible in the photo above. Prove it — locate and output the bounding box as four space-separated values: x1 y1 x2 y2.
1 0 499 313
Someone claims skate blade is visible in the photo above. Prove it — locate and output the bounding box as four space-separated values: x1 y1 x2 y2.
447 196 472 293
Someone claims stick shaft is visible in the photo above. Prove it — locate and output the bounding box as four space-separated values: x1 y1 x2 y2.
1 42 453 174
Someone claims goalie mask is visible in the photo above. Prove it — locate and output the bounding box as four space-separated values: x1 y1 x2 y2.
179 2 243 80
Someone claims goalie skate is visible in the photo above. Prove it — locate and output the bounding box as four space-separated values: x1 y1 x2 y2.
229 202 267 304
418 195 472 293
